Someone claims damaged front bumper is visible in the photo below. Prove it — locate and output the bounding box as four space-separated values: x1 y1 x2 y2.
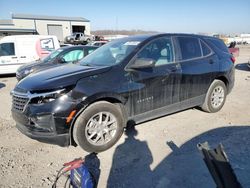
11 89 79 147
12 111 70 146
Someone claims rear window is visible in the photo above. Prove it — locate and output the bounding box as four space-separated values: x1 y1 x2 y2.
0 42 15 56
200 40 212 56
178 37 202 60
205 38 229 53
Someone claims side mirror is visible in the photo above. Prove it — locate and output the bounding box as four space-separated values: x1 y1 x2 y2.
129 58 155 69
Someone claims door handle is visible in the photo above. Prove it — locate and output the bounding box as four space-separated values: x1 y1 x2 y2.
169 65 179 72
209 59 214 64
170 67 177 72
20 56 26 58
11 56 17 59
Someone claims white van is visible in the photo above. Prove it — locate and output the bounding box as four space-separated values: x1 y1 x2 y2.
0 35 60 74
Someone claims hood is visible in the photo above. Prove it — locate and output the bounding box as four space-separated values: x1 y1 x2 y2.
16 64 111 92
17 60 43 72
17 60 57 73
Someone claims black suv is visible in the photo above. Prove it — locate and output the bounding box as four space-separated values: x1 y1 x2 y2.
11 34 235 152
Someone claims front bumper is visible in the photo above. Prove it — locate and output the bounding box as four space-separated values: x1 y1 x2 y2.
11 90 81 147
12 110 70 146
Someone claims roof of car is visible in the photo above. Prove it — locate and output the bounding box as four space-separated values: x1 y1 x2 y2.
124 33 215 40
60 45 99 50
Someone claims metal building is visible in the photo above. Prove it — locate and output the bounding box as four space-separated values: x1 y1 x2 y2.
0 13 90 43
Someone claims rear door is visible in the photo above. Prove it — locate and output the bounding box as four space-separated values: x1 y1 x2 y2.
127 36 181 116
175 36 218 104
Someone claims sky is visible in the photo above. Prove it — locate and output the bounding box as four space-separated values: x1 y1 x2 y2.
0 0 250 34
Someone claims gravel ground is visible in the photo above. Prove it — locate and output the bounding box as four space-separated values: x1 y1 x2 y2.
0 46 249 188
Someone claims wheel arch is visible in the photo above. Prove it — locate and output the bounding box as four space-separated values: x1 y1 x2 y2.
69 94 128 146
215 76 229 90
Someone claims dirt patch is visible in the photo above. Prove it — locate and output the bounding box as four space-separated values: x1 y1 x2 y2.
0 47 249 187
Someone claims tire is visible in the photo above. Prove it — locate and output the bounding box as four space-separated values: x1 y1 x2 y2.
69 39 74 44
201 80 227 113
73 101 125 153
86 38 91 44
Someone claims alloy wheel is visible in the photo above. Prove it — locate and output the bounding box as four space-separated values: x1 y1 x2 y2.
85 112 118 146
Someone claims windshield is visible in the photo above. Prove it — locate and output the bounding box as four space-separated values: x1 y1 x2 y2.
42 48 63 63
79 38 143 66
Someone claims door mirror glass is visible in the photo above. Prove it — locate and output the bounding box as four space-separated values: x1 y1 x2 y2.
129 58 155 69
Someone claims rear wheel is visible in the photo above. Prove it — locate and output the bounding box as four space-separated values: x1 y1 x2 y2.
69 39 74 44
73 101 125 152
201 80 227 113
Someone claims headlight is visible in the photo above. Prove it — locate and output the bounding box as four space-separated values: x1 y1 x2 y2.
24 68 34 76
30 87 72 104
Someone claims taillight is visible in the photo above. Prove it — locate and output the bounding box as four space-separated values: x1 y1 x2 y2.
231 56 236 63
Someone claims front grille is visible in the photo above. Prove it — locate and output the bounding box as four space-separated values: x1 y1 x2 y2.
12 94 29 112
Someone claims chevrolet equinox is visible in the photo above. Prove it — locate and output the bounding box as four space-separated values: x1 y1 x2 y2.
11 34 235 152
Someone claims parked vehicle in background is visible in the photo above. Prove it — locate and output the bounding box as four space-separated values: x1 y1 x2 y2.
16 45 98 81
94 35 105 41
89 41 108 47
65 32 95 45
11 34 235 153
227 41 240 58
0 35 60 74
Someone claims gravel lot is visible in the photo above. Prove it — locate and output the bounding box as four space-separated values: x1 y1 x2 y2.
0 46 249 188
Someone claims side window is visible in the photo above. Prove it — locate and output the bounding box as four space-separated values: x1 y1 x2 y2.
0 43 15 56
200 40 212 56
137 37 174 66
62 50 83 62
76 34 80 40
178 37 202 60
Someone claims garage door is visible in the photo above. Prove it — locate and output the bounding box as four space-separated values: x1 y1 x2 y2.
47 25 63 43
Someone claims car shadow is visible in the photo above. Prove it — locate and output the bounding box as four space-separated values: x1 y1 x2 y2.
235 63 249 72
107 125 250 188
107 124 153 188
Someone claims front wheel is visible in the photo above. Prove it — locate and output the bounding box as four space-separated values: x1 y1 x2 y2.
73 101 125 152
201 80 227 113
86 38 91 44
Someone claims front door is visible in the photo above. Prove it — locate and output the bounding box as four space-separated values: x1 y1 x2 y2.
127 37 181 116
